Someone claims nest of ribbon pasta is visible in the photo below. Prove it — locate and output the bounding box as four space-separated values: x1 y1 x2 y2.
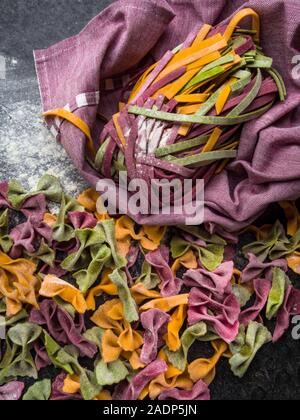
44 9 286 214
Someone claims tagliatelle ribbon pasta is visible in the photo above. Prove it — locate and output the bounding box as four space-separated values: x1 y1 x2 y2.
43 109 96 157
140 294 189 312
164 304 187 352
85 269 117 311
279 201 300 236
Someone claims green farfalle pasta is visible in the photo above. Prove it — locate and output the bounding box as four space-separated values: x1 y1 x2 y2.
0 209 12 253
8 175 63 209
101 220 127 268
52 194 84 242
109 269 139 323
136 260 160 290
0 323 42 384
22 379 51 401
165 322 218 371
43 332 74 375
170 235 224 272
74 245 112 293
95 359 129 386
26 239 55 267
61 225 106 272
83 327 105 354
242 220 291 262
56 345 102 401
229 321 272 378
266 267 290 320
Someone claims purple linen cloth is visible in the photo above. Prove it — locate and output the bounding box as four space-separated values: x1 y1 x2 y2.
34 0 300 230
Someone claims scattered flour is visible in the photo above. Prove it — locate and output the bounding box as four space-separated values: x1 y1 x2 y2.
0 100 88 197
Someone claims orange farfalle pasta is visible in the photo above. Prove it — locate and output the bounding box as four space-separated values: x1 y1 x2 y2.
165 304 187 352
77 188 110 220
171 249 198 275
115 216 142 256
39 275 87 314
86 269 117 311
140 350 193 400
102 329 123 363
188 340 229 383
94 390 112 401
43 213 57 228
0 251 40 316
63 374 81 394
115 216 166 256
279 201 300 236
140 294 189 313
117 320 144 352
90 299 123 333
122 349 145 370
286 251 300 275
131 283 161 306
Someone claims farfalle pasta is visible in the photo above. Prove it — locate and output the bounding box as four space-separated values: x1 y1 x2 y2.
0 172 299 401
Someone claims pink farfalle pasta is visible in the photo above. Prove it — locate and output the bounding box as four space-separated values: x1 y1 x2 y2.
239 279 271 325
273 285 300 343
188 287 240 343
113 360 168 400
146 246 181 297
140 309 170 364
241 253 288 284
158 379 210 401
68 211 97 229
10 218 52 259
29 300 97 358
183 261 234 296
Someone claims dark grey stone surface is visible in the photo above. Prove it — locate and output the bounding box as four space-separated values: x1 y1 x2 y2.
0 0 299 401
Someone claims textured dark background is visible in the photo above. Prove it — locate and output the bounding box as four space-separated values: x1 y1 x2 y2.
0 0 299 401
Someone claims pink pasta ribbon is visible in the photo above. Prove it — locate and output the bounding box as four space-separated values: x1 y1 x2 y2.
273 285 300 342
241 253 288 284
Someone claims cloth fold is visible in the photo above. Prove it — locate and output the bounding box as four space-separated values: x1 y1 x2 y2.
34 0 300 231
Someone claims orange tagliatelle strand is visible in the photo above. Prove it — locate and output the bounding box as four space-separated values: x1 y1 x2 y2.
224 8 260 42
39 275 87 314
43 109 96 157
177 103 203 115
154 51 221 100
175 93 209 103
279 201 300 236
158 34 227 81
140 294 189 312
202 128 223 153
192 24 213 47
216 85 232 115
164 304 187 352
0 251 40 317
